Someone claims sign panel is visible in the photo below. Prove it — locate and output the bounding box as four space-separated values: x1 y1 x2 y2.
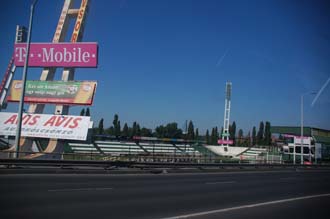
294 136 311 145
14 43 98 67
8 80 97 105
218 139 233 145
0 112 90 140
71 0 89 42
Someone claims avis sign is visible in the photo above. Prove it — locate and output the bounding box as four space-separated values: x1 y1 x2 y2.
0 112 91 140
14 43 98 67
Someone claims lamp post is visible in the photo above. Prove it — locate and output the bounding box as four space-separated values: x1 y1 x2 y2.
300 92 316 164
14 0 38 158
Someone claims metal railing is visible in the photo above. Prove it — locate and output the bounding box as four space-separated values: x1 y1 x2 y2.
1 151 330 170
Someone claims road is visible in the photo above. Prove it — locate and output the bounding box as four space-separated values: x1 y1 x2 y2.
1 170 330 219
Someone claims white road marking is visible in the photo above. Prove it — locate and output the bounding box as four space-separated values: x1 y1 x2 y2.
205 181 236 185
161 193 330 219
48 187 113 192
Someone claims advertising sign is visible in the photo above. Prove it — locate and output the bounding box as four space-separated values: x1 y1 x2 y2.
0 112 90 140
71 0 89 42
294 136 311 145
14 42 98 67
8 80 97 105
218 139 233 145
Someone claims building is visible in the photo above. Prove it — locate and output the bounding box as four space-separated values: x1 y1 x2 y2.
271 126 330 161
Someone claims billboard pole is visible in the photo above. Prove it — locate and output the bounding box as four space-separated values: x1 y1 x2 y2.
14 0 38 158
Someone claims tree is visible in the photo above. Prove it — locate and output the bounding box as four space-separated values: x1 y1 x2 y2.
205 129 210 144
85 107 90 117
155 123 182 138
187 121 195 140
113 114 121 137
257 121 264 145
230 121 236 145
210 127 219 145
131 122 138 137
80 108 85 116
117 121 121 137
122 123 129 137
264 121 271 145
237 129 243 146
136 123 141 136
155 125 165 138
246 131 251 147
195 128 199 140
141 127 152 137
252 126 257 146
107 127 114 135
98 118 104 135
215 127 219 143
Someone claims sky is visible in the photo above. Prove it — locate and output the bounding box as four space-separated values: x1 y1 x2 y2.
0 0 329 134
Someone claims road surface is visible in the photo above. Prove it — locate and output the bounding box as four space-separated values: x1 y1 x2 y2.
1 169 330 219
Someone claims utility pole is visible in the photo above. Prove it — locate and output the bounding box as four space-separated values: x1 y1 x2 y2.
14 0 38 158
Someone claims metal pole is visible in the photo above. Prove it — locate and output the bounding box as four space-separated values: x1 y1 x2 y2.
14 0 38 158
301 94 304 164
293 137 296 163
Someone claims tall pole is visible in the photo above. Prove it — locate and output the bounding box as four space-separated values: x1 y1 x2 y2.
301 94 304 164
14 0 38 158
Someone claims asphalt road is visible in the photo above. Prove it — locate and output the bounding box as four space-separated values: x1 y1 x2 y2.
1 170 330 219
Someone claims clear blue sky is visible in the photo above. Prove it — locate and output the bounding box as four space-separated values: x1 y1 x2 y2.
0 0 329 134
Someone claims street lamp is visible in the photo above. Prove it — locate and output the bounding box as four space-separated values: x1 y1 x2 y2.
300 92 316 164
14 0 38 158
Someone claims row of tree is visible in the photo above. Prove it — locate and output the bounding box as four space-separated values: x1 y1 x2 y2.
94 113 272 146
80 108 91 117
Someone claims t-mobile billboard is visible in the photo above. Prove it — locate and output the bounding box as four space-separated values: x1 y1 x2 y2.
14 43 98 67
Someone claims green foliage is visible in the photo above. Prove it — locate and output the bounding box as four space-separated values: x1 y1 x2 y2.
187 120 195 140
210 127 219 145
85 107 90 117
229 121 236 144
264 121 272 145
98 118 104 135
155 123 183 138
205 129 210 144
257 121 264 145
113 114 121 137
141 127 152 137
80 108 85 116
132 122 138 137
252 126 257 146
106 126 114 135
195 128 199 140
122 123 129 137
136 123 141 136
237 129 243 146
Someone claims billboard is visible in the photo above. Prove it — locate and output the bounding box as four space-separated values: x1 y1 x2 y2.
8 80 97 105
14 42 98 67
0 112 90 140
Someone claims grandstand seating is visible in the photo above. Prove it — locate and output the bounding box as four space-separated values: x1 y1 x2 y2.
236 147 268 159
68 140 201 156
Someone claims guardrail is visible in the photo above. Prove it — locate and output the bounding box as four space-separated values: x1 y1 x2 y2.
1 158 330 170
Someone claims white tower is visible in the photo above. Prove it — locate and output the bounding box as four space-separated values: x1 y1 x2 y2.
221 82 232 146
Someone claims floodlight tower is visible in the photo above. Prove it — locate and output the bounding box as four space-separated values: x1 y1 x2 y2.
221 82 232 146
